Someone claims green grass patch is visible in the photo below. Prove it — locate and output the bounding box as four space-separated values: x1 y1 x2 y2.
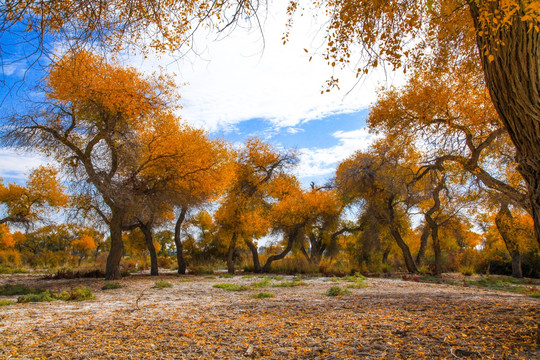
0 266 28 274
205 276 217 279
251 278 271 288
0 284 46 296
0 300 15 306
269 275 284 281
153 281 173 289
527 291 540 298
326 286 351 297
219 273 234 279
213 283 249 291
252 292 275 299
272 280 306 288
101 282 123 290
17 291 57 303
56 286 95 301
242 275 254 279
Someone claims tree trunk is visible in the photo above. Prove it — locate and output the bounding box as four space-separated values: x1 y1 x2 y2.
382 245 390 265
105 209 124 280
140 222 158 276
389 226 418 273
431 226 442 276
416 225 430 265
495 202 523 278
469 2 540 246
174 206 188 275
262 229 296 272
227 233 238 274
245 238 261 272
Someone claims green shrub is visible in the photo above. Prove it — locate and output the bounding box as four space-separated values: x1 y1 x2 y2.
188 265 215 275
18 290 57 303
0 284 46 296
153 281 173 289
459 265 475 276
213 283 249 291
242 275 254 279
251 278 271 288
205 276 217 279
0 266 28 274
0 300 15 306
56 286 95 301
272 280 306 288
101 282 123 290
527 291 540 298
252 292 275 299
326 286 351 297
219 273 234 278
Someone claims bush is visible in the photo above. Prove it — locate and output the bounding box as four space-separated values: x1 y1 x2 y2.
56 286 95 301
45 267 106 279
251 278 271 288
271 280 306 288
0 266 28 274
252 292 275 299
18 290 57 303
326 286 351 297
0 300 15 306
188 265 215 275
101 282 123 290
0 250 22 266
0 284 46 296
219 273 234 278
157 256 175 269
153 281 172 289
213 283 249 291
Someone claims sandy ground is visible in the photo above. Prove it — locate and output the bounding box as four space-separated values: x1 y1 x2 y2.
0 272 538 359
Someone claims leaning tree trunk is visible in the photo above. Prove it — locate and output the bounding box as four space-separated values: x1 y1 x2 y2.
105 209 124 280
415 225 430 266
140 222 158 276
262 229 297 273
227 233 238 274
245 238 261 272
469 2 540 246
389 226 418 273
430 225 442 276
495 202 523 278
174 206 188 275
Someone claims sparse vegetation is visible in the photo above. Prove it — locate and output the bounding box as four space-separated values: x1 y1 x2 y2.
213 283 249 291
153 281 173 289
326 286 351 297
252 292 275 299
102 282 123 290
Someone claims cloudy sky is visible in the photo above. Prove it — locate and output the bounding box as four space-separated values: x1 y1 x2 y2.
0 5 402 186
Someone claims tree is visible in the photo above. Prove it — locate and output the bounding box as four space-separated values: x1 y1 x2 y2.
2 50 178 279
0 165 68 227
335 138 422 273
289 0 540 244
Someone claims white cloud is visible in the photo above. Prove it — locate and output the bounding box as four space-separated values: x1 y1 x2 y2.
0 149 47 182
295 127 378 180
134 4 403 133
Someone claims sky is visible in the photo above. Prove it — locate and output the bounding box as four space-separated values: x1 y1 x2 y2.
0 4 403 187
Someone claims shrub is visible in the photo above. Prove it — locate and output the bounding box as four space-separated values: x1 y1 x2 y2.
252 292 275 299
153 281 173 289
0 300 15 306
188 265 215 275
219 273 234 279
45 267 106 279
0 284 46 296
326 286 351 297
0 250 22 266
0 266 28 274
56 286 95 301
459 265 475 276
272 280 306 288
18 290 57 303
213 283 249 291
528 291 540 298
101 282 123 290
251 278 271 288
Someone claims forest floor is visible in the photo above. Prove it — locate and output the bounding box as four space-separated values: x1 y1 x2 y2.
0 272 538 359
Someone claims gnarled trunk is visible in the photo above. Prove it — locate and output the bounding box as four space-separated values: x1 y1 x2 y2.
415 225 430 266
105 209 124 280
262 228 297 273
227 233 238 274
245 238 261 272
469 2 540 246
389 226 418 273
140 222 158 276
174 206 188 275
495 202 523 278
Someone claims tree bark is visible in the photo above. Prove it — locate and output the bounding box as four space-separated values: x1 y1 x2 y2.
415 225 430 266
105 209 124 280
140 222 158 276
245 238 261 272
469 2 540 246
389 226 418 273
174 206 188 275
431 225 442 276
262 228 297 272
495 202 523 278
227 233 238 274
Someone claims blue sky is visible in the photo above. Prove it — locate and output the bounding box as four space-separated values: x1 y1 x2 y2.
0 5 400 187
